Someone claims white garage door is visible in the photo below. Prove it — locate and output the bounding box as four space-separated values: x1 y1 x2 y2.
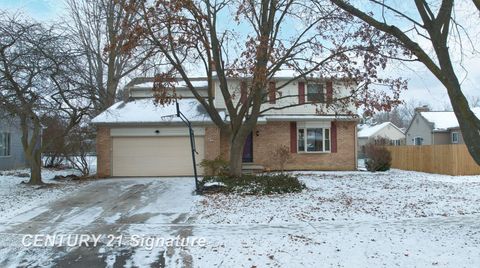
112 136 204 177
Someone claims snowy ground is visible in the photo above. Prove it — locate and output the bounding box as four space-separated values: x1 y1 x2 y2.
0 169 479 267
193 170 480 267
0 168 94 222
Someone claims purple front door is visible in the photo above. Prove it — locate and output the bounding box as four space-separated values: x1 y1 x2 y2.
242 132 253 162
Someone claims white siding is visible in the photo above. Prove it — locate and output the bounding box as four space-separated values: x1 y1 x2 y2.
213 79 356 115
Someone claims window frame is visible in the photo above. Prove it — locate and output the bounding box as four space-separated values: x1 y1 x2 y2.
0 132 11 157
390 140 401 146
451 131 459 144
413 136 423 146
306 83 325 103
297 126 331 153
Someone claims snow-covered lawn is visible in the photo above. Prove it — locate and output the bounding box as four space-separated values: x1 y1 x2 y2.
0 168 94 222
197 169 480 224
1 169 479 267
192 169 480 267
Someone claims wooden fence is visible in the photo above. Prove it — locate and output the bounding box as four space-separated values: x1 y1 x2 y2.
385 144 480 176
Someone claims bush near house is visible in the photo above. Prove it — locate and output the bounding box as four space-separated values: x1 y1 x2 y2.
200 174 305 195
199 156 229 176
364 144 392 172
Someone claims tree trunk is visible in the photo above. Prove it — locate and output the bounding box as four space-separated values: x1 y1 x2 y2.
227 125 254 177
28 150 43 185
444 81 480 166
229 137 245 177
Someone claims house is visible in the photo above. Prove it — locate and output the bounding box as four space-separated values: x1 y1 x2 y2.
91 75 360 177
357 122 405 158
405 106 480 145
0 112 29 170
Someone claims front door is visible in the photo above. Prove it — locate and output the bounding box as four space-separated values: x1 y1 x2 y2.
242 132 253 162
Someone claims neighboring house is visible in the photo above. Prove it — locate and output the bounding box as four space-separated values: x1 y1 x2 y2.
357 122 405 158
92 74 360 177
0 112 29 170
405 106 480 145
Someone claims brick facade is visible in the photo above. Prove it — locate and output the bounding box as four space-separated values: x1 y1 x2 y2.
204 126 221 161
96 121 356 178
251 121 356 171
96 126 111 178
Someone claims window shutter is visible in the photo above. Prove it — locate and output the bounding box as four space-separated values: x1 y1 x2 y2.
240 81 247 104
298 82 305 104
326 81 333 104
269 81 276 104
331 121 337 153
290 122 297 153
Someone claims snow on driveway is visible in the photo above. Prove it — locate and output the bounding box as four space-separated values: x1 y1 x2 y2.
0 169 479 267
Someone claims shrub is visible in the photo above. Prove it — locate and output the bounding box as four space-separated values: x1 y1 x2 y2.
270 145 291 172
364 144 392 172
200 174 305 195
199 156 229 176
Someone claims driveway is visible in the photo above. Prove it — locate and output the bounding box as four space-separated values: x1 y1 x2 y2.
0 178 200 267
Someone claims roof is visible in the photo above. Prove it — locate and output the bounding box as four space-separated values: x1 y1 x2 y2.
358 122 403 138
91 98 220 125
420 107 480 131
133 80 209 89
262 114 359 122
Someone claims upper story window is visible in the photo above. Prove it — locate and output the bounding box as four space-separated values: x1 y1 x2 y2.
0 132 11 157
307 83 325 103
451 132 459 144
298 127 330 153
413 137 423 146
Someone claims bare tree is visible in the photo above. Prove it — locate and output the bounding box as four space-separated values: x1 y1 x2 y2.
0 14 91 184
330 0 480 165
467 95 480 108
123 0 406 176
65 0 156 113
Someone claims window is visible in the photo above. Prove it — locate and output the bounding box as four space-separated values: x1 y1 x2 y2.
451 132 459 144
297 127 330 152
390 140 401 146
413 137 423 146
0 132 11 157
307 83 325 103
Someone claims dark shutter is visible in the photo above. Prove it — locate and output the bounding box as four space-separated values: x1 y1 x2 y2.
326 81 333 104
298 82 305 104
269 81 276 104
290 122 297 153
331 121 337 153
240 81 247 104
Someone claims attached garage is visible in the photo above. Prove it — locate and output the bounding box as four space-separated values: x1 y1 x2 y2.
91 98 220 178
110 127 205 177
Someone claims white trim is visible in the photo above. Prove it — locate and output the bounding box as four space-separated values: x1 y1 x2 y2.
110 127 205 137
297 125 331 153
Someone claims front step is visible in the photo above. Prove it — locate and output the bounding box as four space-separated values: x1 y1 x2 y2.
242 163 265 174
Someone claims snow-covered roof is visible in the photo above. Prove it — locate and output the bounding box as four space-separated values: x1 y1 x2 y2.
421 107 480 131
263 114 359 121
358 122 402 138
91 98 219 125
132 80 209 89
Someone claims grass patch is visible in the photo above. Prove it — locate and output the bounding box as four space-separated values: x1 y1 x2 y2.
200 173 306 195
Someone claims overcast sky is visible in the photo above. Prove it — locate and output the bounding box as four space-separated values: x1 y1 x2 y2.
1 0 479 110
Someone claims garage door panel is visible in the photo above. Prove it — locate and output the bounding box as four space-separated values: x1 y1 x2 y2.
112 137 204 177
